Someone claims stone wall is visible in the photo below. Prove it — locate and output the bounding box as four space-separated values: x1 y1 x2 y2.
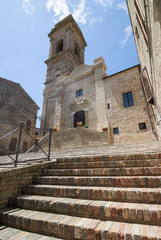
104 66 156 144
0 78 38 155
40 128 109 149
127 0 161 140
0 161 54 209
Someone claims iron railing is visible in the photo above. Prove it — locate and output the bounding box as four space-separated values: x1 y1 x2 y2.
0 121 53 167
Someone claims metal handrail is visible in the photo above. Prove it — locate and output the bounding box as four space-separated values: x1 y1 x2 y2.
0 121 53 167
18 132 49 161
0 127 19 140
0 121 48 131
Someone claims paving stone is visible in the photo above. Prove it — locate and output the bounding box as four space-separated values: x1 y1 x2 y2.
0 225 63 240
42 167 161 176
34 176 161 188
0 148 161 239
23 185 161 203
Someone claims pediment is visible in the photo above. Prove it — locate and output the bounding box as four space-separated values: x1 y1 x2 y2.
69 64 93 78
70 97 90 109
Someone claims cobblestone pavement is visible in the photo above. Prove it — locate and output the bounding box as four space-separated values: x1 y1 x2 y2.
0 141 161 171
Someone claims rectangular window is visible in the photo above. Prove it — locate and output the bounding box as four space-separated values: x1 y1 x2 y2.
123 92 134 108
26 119 31 131
107 103 110 109
113 127 119 134
139 122 147 130
9 137 17 151
140 67 154 104
76 89 82 97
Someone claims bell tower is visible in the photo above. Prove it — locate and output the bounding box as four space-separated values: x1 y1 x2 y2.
41 15 87 133
45 14 87 82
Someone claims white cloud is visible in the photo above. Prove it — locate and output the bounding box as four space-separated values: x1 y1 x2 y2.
94 0 114 7
46 0 70 21
46 0 92 25
89 17 103 25
45 0 128 26
116 2 128 14
73 0 88 24
22 0 34 15
120 25 132 46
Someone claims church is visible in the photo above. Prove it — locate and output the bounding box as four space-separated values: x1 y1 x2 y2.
40 14 156 145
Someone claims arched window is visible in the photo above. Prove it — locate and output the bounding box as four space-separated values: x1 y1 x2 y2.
75 43 80 58
56 39 63 53
55 69 61 78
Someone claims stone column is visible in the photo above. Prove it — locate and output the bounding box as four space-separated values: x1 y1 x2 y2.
93 57 108 131
54 84 64 130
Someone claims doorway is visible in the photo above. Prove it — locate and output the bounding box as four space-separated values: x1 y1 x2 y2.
74 110 85 127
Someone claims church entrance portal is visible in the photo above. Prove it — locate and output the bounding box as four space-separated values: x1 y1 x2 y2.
74 110 85 127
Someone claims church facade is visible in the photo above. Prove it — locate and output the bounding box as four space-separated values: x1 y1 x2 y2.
41 14 156 145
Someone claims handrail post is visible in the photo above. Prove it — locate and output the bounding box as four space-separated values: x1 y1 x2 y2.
48 128 52 161
15 122 24 167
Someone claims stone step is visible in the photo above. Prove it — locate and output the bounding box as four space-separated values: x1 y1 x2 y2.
1 208 161 239
9 195 161 226
34 175 161 188
23 185 161 204
0 225 62 240
49 159 161 169
56 153 161 163
42 166 161 176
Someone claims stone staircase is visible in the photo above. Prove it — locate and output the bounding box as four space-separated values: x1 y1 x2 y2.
0 153 161 239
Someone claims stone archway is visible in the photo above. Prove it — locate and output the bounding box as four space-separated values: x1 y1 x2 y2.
74 110 85 127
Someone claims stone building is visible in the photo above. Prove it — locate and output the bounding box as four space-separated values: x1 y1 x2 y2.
127 0 161 140
41 14 156 146
0 77 39 155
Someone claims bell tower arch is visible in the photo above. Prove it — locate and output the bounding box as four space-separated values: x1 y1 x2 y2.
45 14 87 82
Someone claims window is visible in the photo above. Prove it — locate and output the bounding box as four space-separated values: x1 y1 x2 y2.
140 67 154 104
123 92 134 108
55 69 61 78
75 43 80 58
9 137 17 151
56 39 63 53
139 122 147 130
23 141 28 151
26 119 31 131
107 103 110 109
35 131 39 136
113 127 119 134
76 89 82 97
134 0 148 47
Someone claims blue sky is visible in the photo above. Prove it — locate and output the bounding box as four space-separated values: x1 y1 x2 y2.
0 0 139 126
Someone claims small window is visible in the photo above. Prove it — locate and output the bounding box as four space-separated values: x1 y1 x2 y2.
76 89 83 97
23 141 28 151
26 119 31 131
9 137 17 151
56 39 63 53
139 122 147 130
113 127 119 134
35 131 39 136
123 92 134 108
107 103 110 109
55 69 61 78
75 43 80 58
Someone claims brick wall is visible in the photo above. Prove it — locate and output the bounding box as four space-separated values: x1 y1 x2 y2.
0 161 54 209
